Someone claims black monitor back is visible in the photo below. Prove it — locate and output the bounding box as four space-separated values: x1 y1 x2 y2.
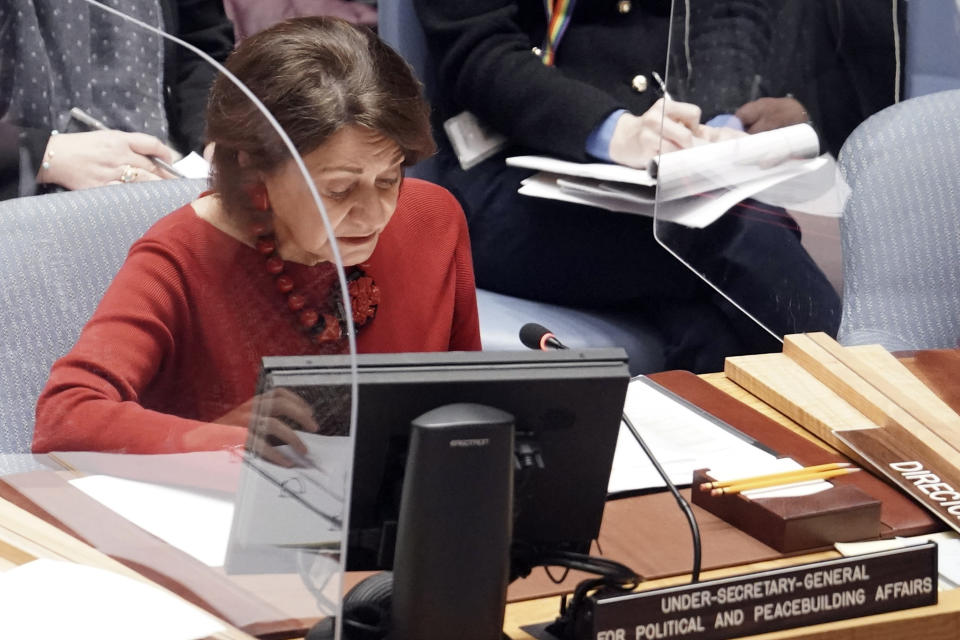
258 348 630 571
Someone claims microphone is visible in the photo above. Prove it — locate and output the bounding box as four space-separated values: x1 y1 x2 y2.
519 322 568 351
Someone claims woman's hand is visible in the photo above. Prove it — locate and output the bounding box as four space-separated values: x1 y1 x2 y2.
735 97 809 134
608 98 705 169
215 388 321 468
38 130 179 190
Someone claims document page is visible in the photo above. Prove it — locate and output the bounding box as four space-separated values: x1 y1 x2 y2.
0 559 226 640
651 123 820 200
508 124 835 226
70 474 235 567
608 376 778 494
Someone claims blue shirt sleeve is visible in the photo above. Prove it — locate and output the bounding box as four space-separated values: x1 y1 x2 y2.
587 111 743 162
585 109 628 162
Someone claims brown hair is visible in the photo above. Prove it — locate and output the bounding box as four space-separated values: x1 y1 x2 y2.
205 16 435 216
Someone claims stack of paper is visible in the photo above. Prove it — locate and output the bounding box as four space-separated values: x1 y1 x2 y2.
608 376 778 494
509 123 847 228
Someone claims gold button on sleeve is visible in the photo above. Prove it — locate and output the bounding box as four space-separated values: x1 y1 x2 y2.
631 74 648 93
618 0 632 14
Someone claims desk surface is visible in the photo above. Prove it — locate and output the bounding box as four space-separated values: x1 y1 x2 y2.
502 371 960 640
1 369 957 640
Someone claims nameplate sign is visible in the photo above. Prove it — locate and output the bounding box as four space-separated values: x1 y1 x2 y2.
838 428 960 536
587 543 937 640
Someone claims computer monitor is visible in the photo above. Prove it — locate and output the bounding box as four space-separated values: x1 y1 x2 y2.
226 348 629 638
250 348 629 572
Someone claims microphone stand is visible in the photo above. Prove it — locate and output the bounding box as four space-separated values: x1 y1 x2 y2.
518 324 702 582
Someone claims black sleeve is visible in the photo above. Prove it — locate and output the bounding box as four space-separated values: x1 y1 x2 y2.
0 122 23 201
414 0 624 161
163 0 235 153
0 123 50 201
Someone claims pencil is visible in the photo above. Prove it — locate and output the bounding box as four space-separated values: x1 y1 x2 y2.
710 467 860 496
69 107 186 179
700 462 852 491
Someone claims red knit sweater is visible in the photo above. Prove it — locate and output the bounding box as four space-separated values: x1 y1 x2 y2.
33 179 481 453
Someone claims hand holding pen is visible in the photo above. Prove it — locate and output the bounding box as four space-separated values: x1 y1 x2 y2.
651 71 745 145
608 97 704 169
69 108 185 178
36 109 183 190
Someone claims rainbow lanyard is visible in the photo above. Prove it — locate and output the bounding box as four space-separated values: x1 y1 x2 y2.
541 0 577 66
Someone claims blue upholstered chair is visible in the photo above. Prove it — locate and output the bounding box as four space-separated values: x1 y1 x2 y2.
836 89 960 351
0 179 207 454
378 0 666 374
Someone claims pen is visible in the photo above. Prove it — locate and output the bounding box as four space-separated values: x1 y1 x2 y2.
651 71 671 101
69 107 185 179
749 74 762 102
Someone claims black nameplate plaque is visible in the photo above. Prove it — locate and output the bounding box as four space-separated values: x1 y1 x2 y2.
587 543 937 640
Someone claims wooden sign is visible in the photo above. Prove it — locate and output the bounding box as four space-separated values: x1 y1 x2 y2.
725 334 960 535
837 428 960 533
587 543 937 640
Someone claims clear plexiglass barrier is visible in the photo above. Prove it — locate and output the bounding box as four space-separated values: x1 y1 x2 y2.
647 0 913 367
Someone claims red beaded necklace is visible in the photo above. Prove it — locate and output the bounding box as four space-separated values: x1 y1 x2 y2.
251 222 381 345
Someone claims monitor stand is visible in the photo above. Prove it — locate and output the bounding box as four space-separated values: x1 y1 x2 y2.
311 402 516 640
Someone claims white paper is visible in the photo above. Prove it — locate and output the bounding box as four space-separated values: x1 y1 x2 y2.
70 475 234 567
564 164 818 228
608 377 777 494
705 457 834 498
752 154 850 217
651 123 821 200
519 173 746 229
931 533 960 589
510 123 819 198
507 155 657 186
515 157 831 228
228 432 350 549
52 450 241 494
836 531 960 591
172 151 211 179
0 559 225 640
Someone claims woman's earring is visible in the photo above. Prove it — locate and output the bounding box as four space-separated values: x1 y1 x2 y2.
248 183 270 212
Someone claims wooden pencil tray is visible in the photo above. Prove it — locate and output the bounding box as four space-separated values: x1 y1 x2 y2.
691 468 882 553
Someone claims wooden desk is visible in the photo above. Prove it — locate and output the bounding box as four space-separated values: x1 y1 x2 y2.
3 368 957 639
501 371 960 640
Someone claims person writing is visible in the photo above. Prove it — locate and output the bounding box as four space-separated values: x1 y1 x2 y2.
33 17 481 457
415 0 841 373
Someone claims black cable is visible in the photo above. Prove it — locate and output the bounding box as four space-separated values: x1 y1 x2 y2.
534 550 640 640
621 411 702 582
531 550 639 585
543 565 571 584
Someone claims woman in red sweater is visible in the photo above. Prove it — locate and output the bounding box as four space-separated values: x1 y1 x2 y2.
33 17 481 456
